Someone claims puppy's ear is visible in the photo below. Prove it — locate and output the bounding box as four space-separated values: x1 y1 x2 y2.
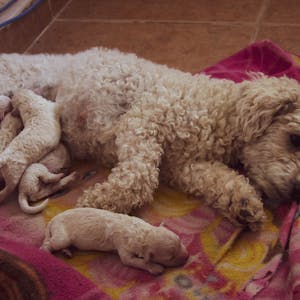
236 76 299 142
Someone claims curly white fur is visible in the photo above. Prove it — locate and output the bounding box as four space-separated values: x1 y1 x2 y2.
0 48 300 230
40 207 188 274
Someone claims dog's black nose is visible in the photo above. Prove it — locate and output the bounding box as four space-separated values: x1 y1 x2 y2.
291 180 300 200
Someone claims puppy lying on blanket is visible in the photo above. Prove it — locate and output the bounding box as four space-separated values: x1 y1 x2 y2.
41 208 189 275
18 144 77 214
1 48 300 230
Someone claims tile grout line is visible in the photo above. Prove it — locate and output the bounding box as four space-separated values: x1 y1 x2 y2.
55 18 257 26
24 0 73 53
55 18 300 27
259 22 300 27
47 0 53 17
251 0 270 43
54 16 300 27
55 17 300 27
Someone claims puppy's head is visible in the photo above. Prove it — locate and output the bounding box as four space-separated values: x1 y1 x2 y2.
144 226 188 267
238 75 300 203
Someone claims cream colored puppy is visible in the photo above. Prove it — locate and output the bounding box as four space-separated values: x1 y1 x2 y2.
18 144 77 214
0 89 60 203
41 208 189 275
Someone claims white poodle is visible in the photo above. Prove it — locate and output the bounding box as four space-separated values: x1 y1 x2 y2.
40 207 189 275
1 48 300 230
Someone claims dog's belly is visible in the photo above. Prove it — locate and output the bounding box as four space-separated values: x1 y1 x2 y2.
55 86 125 164
53 49 156 162
63 130 118 166
58 104 120 164
51 47 204 164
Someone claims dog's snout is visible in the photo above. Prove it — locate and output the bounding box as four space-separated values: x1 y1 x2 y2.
291 179 300 200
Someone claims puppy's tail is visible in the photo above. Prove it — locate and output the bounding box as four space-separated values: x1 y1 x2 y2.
18 192 49 214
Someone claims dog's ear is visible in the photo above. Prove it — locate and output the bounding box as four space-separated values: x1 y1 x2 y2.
236 76 299 142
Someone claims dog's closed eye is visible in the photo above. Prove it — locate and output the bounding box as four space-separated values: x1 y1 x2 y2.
290 134 300 148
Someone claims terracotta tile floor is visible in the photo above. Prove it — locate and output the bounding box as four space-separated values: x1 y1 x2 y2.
2 0 300 73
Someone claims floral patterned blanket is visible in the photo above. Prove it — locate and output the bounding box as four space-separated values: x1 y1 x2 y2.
0 41 300 300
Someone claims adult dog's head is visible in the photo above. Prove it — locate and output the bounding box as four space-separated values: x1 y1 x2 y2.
237 75 300 203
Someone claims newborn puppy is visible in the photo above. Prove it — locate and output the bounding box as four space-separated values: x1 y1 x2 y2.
18 144 77 214
0 89 61 203
41 208 189 275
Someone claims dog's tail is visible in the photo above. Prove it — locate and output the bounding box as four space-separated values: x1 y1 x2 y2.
18 192 48 214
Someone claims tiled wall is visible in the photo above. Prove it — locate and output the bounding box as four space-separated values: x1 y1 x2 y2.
0 0 68 53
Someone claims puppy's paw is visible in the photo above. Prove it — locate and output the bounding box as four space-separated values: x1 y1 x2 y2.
59 171 78 187
40 244 51 252
61 248 73 258
148 263 165 275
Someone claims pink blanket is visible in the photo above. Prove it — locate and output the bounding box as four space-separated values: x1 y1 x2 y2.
0 40 299 299
203 40 300 299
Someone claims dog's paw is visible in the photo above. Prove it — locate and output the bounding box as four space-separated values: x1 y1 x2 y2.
236 198 267 231
148 263 165 275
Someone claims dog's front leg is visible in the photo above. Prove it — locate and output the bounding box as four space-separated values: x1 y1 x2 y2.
118 248 164 275
77 118 164 213
166 160 266 231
